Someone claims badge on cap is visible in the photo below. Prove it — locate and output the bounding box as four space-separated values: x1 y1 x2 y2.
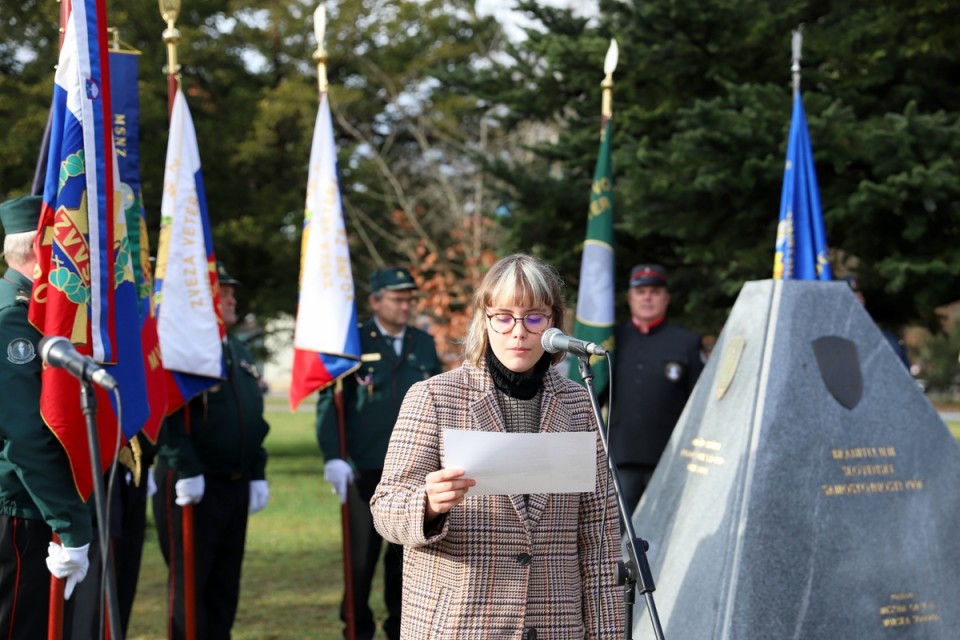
7 338 36 364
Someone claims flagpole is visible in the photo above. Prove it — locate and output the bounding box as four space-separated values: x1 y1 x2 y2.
159 3 197 640
45 5 71 633
569 39 617 392
313 8 356 639
47 537 64 640
791 27 802 96
601 40 616 121
333 380 357 640
160 0 182 115
773 25 832 281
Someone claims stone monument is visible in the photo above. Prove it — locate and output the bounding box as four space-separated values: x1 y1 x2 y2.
630 279 960 639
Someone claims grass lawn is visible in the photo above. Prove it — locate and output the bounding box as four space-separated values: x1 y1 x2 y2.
949 421 960 441
127 398 387 640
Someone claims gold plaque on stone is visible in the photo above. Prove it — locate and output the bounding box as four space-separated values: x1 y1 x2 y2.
714 336 745 400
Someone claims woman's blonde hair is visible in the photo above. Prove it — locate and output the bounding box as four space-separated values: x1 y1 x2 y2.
464 253 567 366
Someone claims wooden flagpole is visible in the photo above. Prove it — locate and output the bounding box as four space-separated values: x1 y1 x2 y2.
46 2 72 634
313 9 355 637
158 2 197 639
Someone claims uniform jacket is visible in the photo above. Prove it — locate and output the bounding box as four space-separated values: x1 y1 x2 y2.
609 320 704 466
317 318 442 470
371 362 625 639
0 268 92 547
155 335 269 480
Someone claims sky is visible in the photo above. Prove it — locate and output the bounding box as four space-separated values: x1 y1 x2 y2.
475 0 595 40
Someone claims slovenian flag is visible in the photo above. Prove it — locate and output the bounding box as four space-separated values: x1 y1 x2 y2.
289 92 361 411
29 0 151 499
154 88 225 411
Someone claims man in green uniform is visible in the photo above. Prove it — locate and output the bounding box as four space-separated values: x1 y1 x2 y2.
317 267 442 640
152 262 270 640
0 195 92 635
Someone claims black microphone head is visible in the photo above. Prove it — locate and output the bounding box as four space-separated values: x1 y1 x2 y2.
541 327 562 354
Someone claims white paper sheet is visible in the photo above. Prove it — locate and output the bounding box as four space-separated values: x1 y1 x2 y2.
442 430 596 495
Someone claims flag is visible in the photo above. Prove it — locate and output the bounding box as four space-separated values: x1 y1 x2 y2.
289 93 361 411
568 116 615 393
29 0 150 499
773 91 832 280
154 88 225 411
110 50 168 441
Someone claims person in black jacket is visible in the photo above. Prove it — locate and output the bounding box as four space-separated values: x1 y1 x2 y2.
153 262 270 640
608 264 705 515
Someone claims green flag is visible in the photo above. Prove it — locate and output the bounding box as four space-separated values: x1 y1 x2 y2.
569 117 615 392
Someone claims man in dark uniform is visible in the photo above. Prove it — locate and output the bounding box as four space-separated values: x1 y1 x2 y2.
0 195 92 635
153 261 270 640
317 266 442 640
609 264 705 515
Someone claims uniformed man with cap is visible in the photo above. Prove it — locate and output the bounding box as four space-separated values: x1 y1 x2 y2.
152 261 270 640
0 195 92 635
608 264 705 515
317 266 442 640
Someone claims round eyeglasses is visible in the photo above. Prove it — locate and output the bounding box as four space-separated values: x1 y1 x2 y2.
486 313 552 335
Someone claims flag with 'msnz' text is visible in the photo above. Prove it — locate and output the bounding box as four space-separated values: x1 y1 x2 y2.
110 49 168 441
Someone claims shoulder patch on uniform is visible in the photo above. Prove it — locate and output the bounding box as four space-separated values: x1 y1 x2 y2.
7 338 36 364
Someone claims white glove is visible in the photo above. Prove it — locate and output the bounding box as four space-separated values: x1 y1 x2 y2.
45 542 90 600
324 459 354 504
249 480 270 514
147 466 158 499
175 475 205 506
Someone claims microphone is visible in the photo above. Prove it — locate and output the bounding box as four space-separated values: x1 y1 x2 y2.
38 336 118 391
540 327 608 357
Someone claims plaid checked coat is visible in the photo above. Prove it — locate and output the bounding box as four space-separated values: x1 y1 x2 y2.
371 361 625 639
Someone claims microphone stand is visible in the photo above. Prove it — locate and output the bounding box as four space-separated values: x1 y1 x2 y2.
577 355 665 640
79 381 122 640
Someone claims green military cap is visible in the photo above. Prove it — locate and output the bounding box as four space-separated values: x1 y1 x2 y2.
369 267 417 293
0 195 42 235
217 261 241 286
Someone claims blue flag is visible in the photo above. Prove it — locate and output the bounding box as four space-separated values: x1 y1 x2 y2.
773 92 832 281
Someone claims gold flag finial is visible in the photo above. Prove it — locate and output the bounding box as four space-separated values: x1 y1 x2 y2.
601 38 618 119
313 5 328 94
159 0 182 78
